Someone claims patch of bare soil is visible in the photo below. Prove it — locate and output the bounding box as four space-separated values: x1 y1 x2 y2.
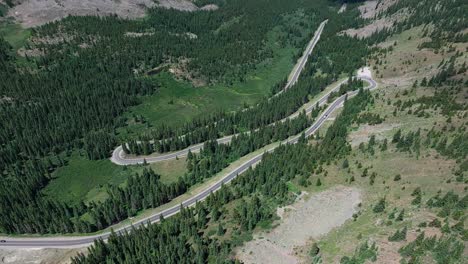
343 11 406 39
30 34 75 45
156 0 198 11
0 96 14 103
236 186 361 264
358 0 398 19
8 0 219 28
17 47 44 57
125 32 155 37
200 4 218 11
375 239 402 264
375 227 443 264
338 4 346 14
342 0 403 38
158 0 219 12
349 123 399 147
168 58 207 87
0 248 86 264
19 33 99 57
155 0 218 12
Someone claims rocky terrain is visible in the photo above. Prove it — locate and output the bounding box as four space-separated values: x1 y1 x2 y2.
5 0 218 27
237 187 362 264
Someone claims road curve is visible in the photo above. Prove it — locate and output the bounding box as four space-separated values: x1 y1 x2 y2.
0 75 377 248
111 76 348 166
111 20 328 165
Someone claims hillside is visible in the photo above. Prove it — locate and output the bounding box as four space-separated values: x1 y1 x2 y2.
300 1 467 262
1 0 220 27
0 0 466 263
0 0 332 239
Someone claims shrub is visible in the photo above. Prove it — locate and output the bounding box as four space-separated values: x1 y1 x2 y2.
389 227 407 242
373 198 386 213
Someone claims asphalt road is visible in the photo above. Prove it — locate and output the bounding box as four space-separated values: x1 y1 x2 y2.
0 76 377 248
284 20 327 90
111 76 351 165
0 20 377 248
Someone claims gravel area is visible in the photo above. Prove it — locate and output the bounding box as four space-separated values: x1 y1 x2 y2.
156 0 197 11
9 0 155 27
358 0 398 19
0 248 86 264
237 186 362 264
341 0 402 38
348 123 398 147
8 0 218 27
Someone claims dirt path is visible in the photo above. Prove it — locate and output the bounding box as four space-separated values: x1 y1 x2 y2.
237 186 362 264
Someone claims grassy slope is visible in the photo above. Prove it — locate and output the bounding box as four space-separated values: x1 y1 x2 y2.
43 152 130 205
43 152 188 205
284 26 467 262
0 20 31 50
285 89 465 262
314 141 460 261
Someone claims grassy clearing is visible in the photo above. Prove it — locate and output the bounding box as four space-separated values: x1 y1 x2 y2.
287 181 301 194
120 70 270 131
42 152 131 205
149 157 187 184
118 42 295 138
0 20 30 50
43 152 188 205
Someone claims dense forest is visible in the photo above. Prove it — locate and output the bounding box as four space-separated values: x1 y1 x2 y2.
122 12 370 156
1 0 466 263
0 0 339 234
72 0 466 262
0 0 377 234
72 85 375 264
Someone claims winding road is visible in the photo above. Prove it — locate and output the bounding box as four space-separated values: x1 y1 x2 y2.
112 76 347 165
0 19 378 248
111 20 328 165
0 74 377 249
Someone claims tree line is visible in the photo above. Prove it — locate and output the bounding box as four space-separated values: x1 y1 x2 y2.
72 78 374 264
0 0 376 234
0 107 313 233
123 72 335 155
122 15 373 156
0 0 332 234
